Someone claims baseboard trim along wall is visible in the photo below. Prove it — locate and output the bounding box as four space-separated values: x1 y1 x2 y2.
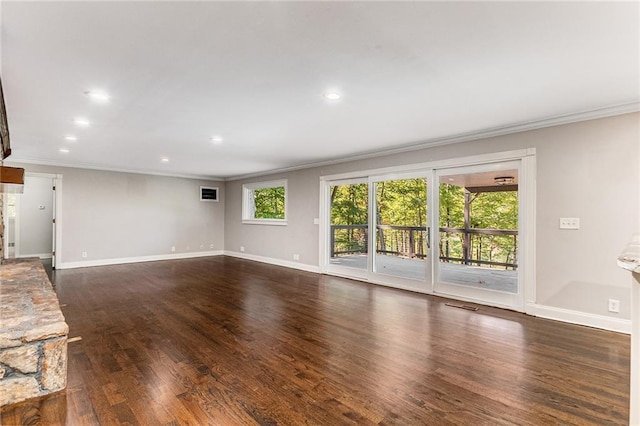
527 303 631 334
57 250 224 270
17 253 53 260
223 250 321 274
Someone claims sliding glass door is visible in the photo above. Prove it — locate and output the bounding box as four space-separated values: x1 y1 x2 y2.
434 161 522 309
325 178 369 279
321 153 531 312
370 174 431 291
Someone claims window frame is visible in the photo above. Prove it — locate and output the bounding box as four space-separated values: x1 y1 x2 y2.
242 179 288 225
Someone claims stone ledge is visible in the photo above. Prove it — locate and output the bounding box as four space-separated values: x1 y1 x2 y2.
0 259 68 406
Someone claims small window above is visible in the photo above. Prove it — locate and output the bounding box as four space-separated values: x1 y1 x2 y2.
242 179 287 225
200 186 219 202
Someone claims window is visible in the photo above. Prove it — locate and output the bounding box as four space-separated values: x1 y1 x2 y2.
242 179 287 225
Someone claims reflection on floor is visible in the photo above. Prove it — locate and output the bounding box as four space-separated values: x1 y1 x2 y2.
330 254 517 293
40 258 54 282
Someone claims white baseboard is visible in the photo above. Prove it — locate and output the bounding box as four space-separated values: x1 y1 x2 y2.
223 250 321 274
17 253 53 260
527 303 631 334
57 250 224 270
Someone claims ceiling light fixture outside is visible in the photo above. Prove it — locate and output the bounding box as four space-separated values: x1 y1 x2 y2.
64 135 77 141
161 157 169 163
59 148 70 153
85 90 110 102
73 118 90 127
323 92 341 101
211 136 223 144
494 176 515 185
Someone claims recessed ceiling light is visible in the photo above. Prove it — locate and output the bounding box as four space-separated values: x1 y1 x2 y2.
84 90 110 102
323 92 341 101
161 157 169 163
64 135 78 141
73 118 90 127
210 136 223 144
59 148 70 153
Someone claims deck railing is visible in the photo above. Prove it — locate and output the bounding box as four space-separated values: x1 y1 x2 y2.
330 224 517 269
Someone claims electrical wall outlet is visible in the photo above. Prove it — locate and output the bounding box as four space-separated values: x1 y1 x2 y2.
293 254 300 261
608 299 620 313
81 251 88 258
171 246 176 252
559 218 580 229
240 246 245 252
210 243 214 249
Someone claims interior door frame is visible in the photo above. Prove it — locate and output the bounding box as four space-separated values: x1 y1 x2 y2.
13 172 63 267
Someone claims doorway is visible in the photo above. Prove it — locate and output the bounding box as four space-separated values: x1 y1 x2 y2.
3 173 59 266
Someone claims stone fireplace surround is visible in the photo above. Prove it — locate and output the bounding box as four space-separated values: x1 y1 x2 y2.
0 258 68 407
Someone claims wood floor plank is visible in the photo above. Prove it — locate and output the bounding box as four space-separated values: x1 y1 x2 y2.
1 256 630 425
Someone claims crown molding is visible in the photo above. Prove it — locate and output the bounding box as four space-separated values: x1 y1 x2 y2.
226 101 640 181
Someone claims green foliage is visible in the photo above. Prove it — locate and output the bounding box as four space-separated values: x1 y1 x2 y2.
329 179 519 269
376 178 426 226
253 186 285 219
330 183 368 225
330 183 368 254
439 184 464 228
438 183 518 269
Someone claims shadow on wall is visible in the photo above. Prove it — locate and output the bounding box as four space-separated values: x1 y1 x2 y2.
541 280 630 318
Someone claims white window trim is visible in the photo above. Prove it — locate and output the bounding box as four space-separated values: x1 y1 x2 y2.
242 179 288 225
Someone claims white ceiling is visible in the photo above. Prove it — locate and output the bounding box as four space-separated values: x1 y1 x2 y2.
1 1 638 180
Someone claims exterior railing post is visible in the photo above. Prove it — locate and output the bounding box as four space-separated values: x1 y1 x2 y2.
330 226 335 258
409 229 415 258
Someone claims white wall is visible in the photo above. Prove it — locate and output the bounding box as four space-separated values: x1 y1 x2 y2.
18 175 54 258
225 113 640 323
6 163 225 266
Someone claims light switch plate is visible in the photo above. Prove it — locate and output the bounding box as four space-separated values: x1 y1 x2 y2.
559 217 580 229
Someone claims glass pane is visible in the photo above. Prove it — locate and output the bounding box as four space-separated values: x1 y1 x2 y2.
253 186 285 219
374 178 428 280
329 183 368 270
438 170 518 293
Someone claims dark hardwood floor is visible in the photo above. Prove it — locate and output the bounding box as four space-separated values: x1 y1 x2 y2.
1 256 630 425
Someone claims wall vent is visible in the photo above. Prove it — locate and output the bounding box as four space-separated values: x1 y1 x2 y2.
200 186 219 202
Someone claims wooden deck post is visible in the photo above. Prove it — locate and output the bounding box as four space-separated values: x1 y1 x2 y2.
463 191 471 265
